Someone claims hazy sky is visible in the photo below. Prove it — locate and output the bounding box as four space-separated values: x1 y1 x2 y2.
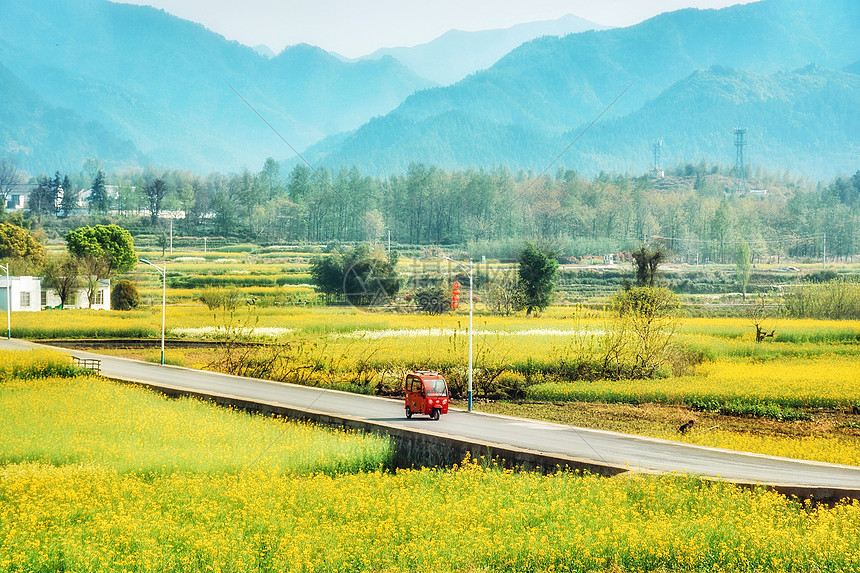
117 0 759 58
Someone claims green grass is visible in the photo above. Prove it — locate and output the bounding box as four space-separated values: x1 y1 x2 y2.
0 374 393 476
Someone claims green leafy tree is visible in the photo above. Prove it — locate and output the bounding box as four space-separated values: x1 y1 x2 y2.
414 285 450 314
518 242 558 316
0 222 46 265
28 174 58 218
736 239 752 300
631 245 667 287
144 178 168 226
310 245 400 306
66 225 136 276
60 175 78 218
66 224 136 308
710 199 733 263
309 251 345 303
259 157 285 200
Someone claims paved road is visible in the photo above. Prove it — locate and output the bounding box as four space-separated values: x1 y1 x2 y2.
4 338 860 490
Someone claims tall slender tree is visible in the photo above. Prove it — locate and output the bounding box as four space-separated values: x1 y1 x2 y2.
144 178 168 225
88 170 108 214
518 242 558 316
736 239 752 300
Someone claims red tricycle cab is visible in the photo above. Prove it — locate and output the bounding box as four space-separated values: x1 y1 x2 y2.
405 371 449 420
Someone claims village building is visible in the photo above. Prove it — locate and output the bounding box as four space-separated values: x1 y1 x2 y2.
0 276 111 311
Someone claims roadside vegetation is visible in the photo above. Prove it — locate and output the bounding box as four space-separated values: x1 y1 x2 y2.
8 248 860 467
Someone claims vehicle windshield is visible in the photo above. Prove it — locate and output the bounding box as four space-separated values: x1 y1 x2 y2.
424 378 447 396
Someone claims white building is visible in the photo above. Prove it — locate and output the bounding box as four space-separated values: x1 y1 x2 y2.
0 276 111 311
0 276 42 312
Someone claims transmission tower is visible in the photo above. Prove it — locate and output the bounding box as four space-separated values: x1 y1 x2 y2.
734 127 747 194
652 139 663 176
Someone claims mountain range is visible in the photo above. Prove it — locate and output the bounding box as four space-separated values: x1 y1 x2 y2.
0 0 432 174
306 0 860 179
361 14 609 86
1 0 859 180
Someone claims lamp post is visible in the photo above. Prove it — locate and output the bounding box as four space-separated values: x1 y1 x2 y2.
439 256 473 412
1 262 10 339
139 258 166 365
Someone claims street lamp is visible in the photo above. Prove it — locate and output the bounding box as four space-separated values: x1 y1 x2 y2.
439 255 473 412
139 258 166 365
0 262 10 339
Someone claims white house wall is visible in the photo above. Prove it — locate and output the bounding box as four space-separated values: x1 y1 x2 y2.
0 276 42 312
0 277 111 311
44 281 111 310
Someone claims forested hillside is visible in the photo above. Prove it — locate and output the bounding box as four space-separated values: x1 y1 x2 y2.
0 0 432 174
0 62 141 170
307 0 860 179
2 0 857 182
304 64 860 178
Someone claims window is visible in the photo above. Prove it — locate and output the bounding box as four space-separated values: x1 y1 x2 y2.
41 290 47 307
20 291 30 308
95 290 104 305
68 293 77 307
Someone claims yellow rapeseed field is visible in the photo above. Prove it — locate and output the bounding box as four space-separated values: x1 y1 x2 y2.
2 351 860 571
1 460 859 572
527 355 860 409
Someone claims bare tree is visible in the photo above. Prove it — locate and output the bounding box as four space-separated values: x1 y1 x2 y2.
746 293 775 343
41 255 81 308
0 157 22 213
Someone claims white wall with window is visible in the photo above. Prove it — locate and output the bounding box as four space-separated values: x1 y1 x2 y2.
0 276 42 312
0 276 111 311
43 279 110 310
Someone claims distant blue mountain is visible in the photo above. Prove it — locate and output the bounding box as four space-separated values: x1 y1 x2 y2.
0 0 432 174
0 61 141 173
301 64 860 179
363 14 609 86
304 0 860 179
2 0 858 180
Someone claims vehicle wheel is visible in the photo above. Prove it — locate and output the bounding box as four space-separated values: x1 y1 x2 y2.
405 408 413 419
430 408 440 421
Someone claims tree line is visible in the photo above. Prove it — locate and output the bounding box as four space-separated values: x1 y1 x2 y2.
2 155 858 262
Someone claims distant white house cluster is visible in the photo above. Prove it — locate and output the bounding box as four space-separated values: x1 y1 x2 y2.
2 183 129 213
0 276 111 311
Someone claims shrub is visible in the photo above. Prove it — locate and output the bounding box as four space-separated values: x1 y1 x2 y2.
198 287 241 312
414 286 451 314
111 280 140 311
782 277 860 320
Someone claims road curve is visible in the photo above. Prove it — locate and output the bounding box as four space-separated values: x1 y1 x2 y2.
4 338 860 491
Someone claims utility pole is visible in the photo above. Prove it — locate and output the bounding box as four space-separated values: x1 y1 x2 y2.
823 232 826 269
